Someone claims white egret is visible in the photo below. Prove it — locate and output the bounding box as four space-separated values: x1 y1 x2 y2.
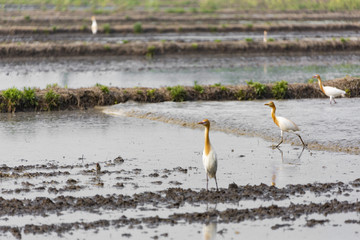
263 30 267 43
264 101 306 148
198 119 218 191
91 16 97 34
313 74 345 104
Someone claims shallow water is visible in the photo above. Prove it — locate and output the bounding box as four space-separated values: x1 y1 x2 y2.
1 30 359 43
1 54 360 90
104 98 360 153
0 108 359 239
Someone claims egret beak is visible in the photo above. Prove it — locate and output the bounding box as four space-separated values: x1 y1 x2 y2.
198 121 205 125
264 103 269 106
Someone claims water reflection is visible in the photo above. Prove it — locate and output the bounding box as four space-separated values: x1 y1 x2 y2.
203 222 217 240
277 147 305 164
271 147 306 186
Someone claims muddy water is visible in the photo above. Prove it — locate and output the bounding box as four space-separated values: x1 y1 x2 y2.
1 54 360 90
0 108 359 239
1 30 359 43
104 98 360 153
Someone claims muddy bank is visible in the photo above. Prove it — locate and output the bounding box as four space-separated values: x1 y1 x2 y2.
0 178 358 216
0 196 359 238
0 77 358 112
1 40 360 58
2 22 360 35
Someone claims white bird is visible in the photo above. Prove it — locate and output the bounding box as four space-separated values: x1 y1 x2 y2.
265 101 306 148
91 16 97 34
263 30 267 43
198 119 218 191
313 74 346 104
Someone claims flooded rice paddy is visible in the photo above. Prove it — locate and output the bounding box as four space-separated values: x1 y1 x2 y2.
2 30 360 44
0 98 359 239
1 54 360 89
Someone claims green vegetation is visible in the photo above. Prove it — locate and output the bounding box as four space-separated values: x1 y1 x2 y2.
191 43 198 49
211 83 222 87
103 23 111 34
133 22 143 33
272 80 288 99
52 25 57 32
214 39 221 43
168 85 187 102
122 40 129 44
268 38 275 42
146 45 156 58
307 78 316 83
146 89 156 100
246 80 266 98
3 0 360 12
245 38 253 42
246 24 253 29
236 89 246 100
193 81 204 93
2 87 24 113
104 45 111 51
80 24 88 31
96 83 110 94
24 15 31 21
209 26 217 32
23 87 38 108
44 89 60 111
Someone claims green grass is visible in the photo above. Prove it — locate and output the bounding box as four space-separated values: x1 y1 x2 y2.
2 87 24 113
272 80 288 99
245 38 253 42
246 80 266 98
23 87 38 108
193 81 204 93
214 39 221 43
146 45 156 58
96 83 109 94
103 23 111 34
168 85 187 102
44 89 60 111
191 43 198 49
133 22 142 33
24 15 31 21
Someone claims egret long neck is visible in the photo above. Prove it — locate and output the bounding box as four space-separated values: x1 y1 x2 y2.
317 77 326 94
204 126 211 156
271 107 280 127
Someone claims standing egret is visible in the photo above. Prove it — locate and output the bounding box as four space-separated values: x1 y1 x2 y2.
264 101 306 148
198 119 218 191
91 16 97 34
313 74 345 104
263 30 268 43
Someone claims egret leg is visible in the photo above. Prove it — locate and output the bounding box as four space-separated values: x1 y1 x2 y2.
295 133 306 147
206 174 209 191
275 131 284 148
214 176 219 191
333 98 337 104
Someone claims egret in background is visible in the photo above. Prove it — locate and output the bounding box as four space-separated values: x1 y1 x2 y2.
263 30 267 43
91 16 97 34
313 74 346 104
264 101 306 148
198 119 218 191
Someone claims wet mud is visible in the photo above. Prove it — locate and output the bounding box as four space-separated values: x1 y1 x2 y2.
1 39 360 58
0 76 359 113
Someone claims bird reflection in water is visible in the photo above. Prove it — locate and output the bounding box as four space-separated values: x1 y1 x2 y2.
271 147 306 187
203 222 217 240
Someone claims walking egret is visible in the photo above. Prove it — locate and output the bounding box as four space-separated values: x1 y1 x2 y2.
198 119 218 191
313 74 345 104
264 101 306 148
91 16 97 34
